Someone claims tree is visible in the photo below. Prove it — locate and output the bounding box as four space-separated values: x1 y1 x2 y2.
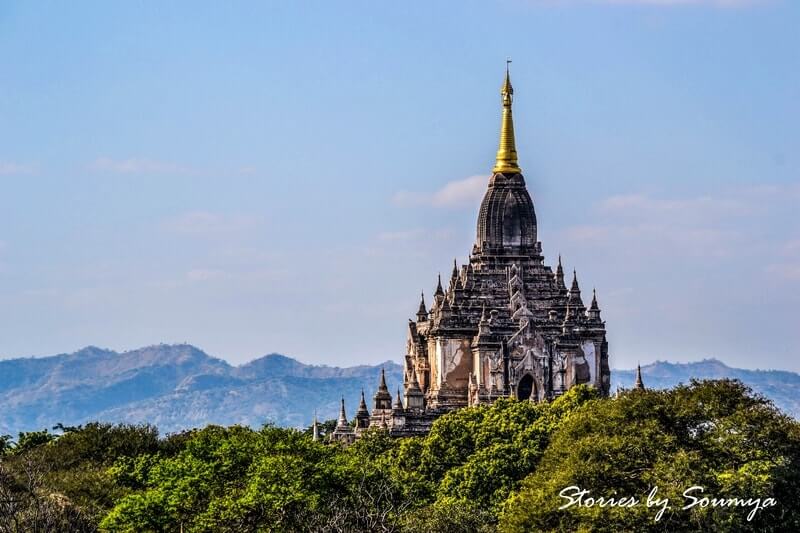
0 435 12 457
418 387 598 512
499 380 800 533
12 430 55 455
400 497 496 533
0 451 97 532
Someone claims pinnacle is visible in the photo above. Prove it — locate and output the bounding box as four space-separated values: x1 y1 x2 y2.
634 364 645 390
337 397 348 427
358 389 368 410
394 388 403 409
590 288 599 310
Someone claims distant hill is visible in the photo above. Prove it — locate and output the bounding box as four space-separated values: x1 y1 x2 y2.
611 358 800 420
0 346 796 434
0 345 403 434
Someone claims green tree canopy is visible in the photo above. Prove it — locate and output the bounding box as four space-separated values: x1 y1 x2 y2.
0 380 796 533
499 380 800 533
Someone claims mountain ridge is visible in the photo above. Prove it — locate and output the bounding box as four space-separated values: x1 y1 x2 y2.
0 345 797 434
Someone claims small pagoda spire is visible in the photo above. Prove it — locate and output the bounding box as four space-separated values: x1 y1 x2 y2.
393 388 404 411
312 410 319 441
336 397 349 429
567 269 585 310
404 366 424 410
374 367 392 410
417 292 428 321
435 273 444 297
570 269 581 293
441 296 451 312
555 255 566 291
634 364 645 390
493 60 521 174
355 389 370 429
407 367 420 389
588 288 602 321
451 258 459 280
357 389 369 414
563 270 586 326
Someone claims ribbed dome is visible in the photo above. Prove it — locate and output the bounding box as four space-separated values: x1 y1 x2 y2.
475 172 537 256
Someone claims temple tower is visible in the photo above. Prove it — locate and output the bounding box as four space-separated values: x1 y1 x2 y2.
333 65 612 442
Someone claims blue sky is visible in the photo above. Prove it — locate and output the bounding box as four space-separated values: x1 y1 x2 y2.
0 0 798 371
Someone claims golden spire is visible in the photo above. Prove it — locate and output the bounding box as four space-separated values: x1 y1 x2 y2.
493 60 521 174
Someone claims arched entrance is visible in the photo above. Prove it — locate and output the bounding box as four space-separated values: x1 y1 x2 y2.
517 374 533 400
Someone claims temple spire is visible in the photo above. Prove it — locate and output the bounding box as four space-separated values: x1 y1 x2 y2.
555 254 566 291
357 389 368 413
435 273 444 297
634 364 645 390
355 389 370 429
417 292 428 321
394 388 404 410
492 60 521 174
588 288 602 321
336 397 349 428
568 270 584 307
374 367 392 410
312 410 319 441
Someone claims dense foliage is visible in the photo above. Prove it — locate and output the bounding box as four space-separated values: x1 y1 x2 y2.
0 380 797 532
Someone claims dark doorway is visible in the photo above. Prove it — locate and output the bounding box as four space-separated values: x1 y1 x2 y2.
517 374 533 400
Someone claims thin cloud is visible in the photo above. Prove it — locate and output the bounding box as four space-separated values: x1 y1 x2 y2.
564 184 797 260
185 267 280 284
606 0 766 5
782 239 800 256
599 193 749 216
766 263 800 282
89 157 188 175
377 228 454 242
536 0 769 6
393 175 488 208
162 211 261 237
89 157 260 177
0 162 37 176
564 222 738 257
186 269 227 282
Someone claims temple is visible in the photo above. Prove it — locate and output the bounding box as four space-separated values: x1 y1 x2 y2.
332 66 611 441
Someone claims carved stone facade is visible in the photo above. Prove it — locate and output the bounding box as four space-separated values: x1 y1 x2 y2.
331 68 610 442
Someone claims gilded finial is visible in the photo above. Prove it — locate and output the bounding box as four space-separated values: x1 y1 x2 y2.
493 60 521 174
